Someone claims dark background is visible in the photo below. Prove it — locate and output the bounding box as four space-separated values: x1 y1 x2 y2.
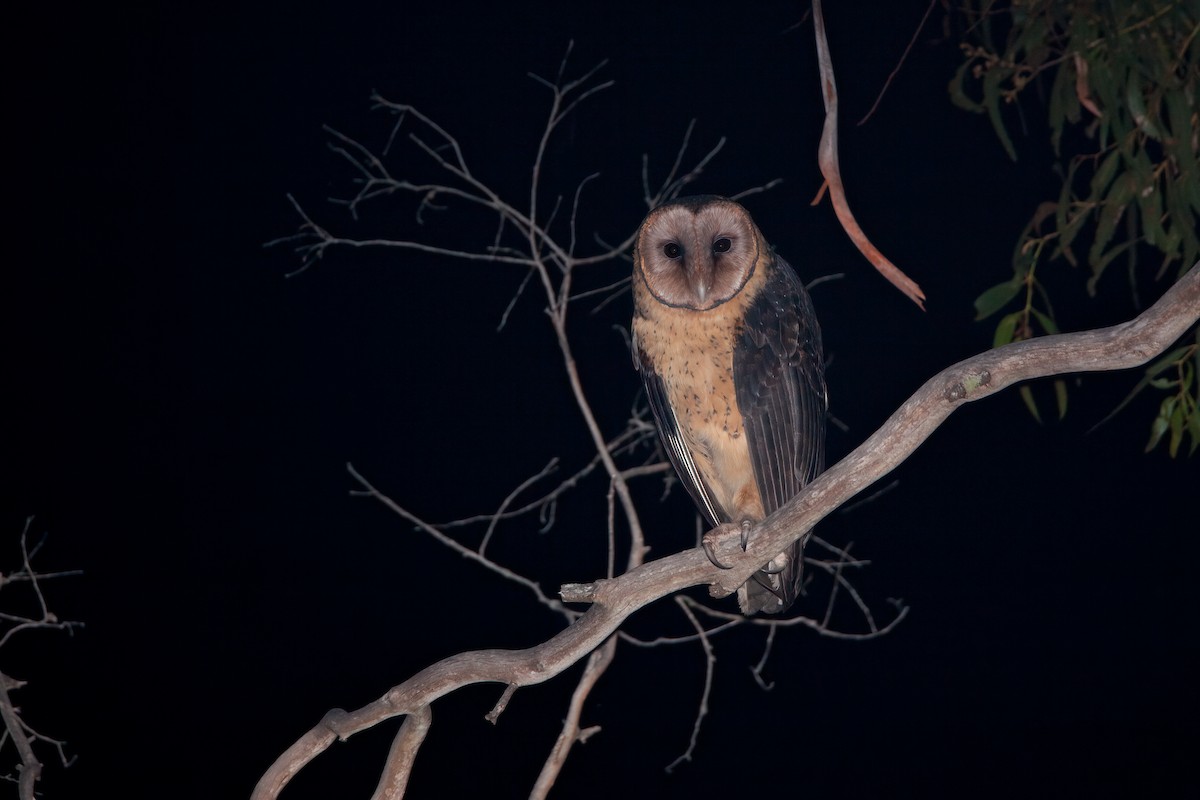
8 1 1197 797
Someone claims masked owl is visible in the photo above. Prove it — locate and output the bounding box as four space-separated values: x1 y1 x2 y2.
632 195 827 615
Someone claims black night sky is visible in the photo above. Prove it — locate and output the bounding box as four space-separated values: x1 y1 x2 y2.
8 1 1198 798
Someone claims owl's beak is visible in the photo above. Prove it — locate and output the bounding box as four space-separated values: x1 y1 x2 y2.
691 267 713 304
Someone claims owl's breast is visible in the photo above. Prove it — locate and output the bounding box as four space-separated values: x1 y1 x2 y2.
633 295 765 521
656 316 742 436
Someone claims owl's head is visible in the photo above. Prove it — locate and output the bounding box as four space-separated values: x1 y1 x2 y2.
634 195 762 311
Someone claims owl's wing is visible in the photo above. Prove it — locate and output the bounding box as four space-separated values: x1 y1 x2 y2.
733 254 826 610
734 254 827 514
635 346 726 530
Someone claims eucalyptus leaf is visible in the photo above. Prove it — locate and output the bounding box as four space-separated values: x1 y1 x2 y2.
1188 406 1200 456
1141 183 1165 247
1089 149 1121 197
1030 307 1060 335
1168 402 1185 457
1086 239 1138 295
993 311 1022 349
1166 88 1198 177
974 280 1023 320
949 60 984 113
1125 78 1162 140
953 0 1200 455
982 67 1018 161
1047 53 1071 154
1146 413 1169 452
1020 385 1042 424
1089 173 1135 267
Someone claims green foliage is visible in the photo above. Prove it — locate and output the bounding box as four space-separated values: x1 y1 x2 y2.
974 228 1069 423
1091 331 1200 456
951 0 1199 454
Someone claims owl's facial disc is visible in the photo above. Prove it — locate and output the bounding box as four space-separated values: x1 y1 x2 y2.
655 238 712 308
638 196 758 311
691 235 736 304
665 240 715 304
639 200 757 310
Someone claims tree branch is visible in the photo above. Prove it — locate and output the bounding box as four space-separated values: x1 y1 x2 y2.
252 263 1198 800
368 706 431 800
529 636 617 799
0 520 80 798
703 262 1199 596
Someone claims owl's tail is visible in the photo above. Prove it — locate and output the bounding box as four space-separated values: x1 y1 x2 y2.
736 535 807 615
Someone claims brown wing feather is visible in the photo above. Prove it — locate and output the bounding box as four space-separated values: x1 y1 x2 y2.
733 253 827 608
636 347 726 529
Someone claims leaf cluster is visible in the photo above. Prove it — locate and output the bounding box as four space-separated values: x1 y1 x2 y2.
951 0 1199 454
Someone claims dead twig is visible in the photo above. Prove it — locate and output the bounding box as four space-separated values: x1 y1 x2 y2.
0 519 81 799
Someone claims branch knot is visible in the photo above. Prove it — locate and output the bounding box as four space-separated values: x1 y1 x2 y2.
944 368 992 401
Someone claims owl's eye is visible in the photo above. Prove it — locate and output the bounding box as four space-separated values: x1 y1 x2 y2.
712 238 731 253
663 242 682 259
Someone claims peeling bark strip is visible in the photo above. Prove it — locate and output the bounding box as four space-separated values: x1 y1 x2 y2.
811 0 927 308
252 264 1197 800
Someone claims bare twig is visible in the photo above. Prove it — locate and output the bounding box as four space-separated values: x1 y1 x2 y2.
348 464 576 621
681 592 908 642
857 0 938 125
479 459 560 558
530 636 617 799
0 520 81 799
750 625 778 691
839 479 900 514
436 425 650 530
665 598 715 773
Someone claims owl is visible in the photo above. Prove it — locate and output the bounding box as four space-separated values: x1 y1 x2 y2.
632 195 827 615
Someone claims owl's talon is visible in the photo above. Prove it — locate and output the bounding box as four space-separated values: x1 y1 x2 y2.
702 536 735 570
739 519 752 551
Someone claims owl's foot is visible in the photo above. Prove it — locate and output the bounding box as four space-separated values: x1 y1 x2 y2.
738 519 752 551
701 520 754 570
759 554 788 575
701 535 734 569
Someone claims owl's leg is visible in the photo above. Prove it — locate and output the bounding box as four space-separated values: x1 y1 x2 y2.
759 555 788 575
701 519 754 570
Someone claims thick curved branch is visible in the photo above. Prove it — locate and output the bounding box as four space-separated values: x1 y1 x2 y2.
252 264 1197 800
704 262 1199 594
529 636 616 799
369 706 431 800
